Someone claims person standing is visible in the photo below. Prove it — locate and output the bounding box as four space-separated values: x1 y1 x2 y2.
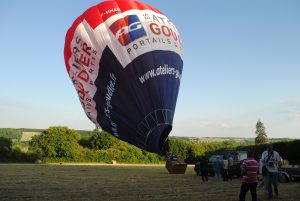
258 157 268 193
260 144 282 199
200 156 208 182
194 161 201 176
239 151 259 201
222 156 229 181
213 156 222 182
228 154 234 181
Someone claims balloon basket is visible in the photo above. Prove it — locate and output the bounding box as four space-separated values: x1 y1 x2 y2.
165 157 187 174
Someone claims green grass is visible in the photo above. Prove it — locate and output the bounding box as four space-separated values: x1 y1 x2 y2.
0 164 299 201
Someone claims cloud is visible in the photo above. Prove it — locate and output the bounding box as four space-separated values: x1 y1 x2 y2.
288 112 300 120
285 97 300 107
282 97 300 120
172 115 252 137
177 115 250 128
170 98 300 138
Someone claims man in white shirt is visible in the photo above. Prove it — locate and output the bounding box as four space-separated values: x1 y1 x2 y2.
222 156 229 181
260 144 282 199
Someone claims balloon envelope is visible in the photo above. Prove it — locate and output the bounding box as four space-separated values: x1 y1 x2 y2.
64 0 183 155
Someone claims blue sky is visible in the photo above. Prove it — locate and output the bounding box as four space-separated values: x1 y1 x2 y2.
0 0 299 138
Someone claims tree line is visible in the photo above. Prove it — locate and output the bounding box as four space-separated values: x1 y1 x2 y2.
1 126 299 164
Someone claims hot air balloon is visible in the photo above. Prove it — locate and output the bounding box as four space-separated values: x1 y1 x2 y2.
64 0 183 155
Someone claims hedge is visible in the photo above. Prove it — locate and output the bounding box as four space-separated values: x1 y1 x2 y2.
237 140 300 164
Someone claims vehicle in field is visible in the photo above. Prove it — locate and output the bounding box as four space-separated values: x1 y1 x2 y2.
207 150 248 177
278 165 300 182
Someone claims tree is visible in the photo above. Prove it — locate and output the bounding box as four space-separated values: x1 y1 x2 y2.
169 139 205 163
0 137 13 161
29 126 81 158
88 129 117 150
0 128 22 140
255 120 268 144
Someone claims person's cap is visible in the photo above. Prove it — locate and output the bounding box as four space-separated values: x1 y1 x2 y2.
266 144 273 148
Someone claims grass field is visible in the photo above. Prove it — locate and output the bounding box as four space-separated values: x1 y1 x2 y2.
0 164 299 201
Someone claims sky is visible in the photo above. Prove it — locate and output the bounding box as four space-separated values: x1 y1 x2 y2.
0 0 299 139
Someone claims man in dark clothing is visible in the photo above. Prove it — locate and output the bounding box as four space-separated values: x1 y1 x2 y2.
194 161 201 176
239 151 259 201
228 154 234 181
200 157 208 182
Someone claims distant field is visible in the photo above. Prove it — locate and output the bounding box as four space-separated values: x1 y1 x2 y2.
20 132 41 142
0 164 299 201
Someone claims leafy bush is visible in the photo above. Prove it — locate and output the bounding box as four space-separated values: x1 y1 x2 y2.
28 126 164 164
29 126 81 158
0 137 38 162
169 139 205 163
0 137 13 161
88 129 117 150
78 137 89 148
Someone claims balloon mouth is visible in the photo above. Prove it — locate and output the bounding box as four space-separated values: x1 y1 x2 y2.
158 125 172 155
143 123 172 155
136 109 174 155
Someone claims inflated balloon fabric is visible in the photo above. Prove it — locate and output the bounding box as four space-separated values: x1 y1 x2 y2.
64 0 183 155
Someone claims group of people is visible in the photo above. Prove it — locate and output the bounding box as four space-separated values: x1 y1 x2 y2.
212 155 234 182
195 154 234 182
240 144 282 201
194 144 282 201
